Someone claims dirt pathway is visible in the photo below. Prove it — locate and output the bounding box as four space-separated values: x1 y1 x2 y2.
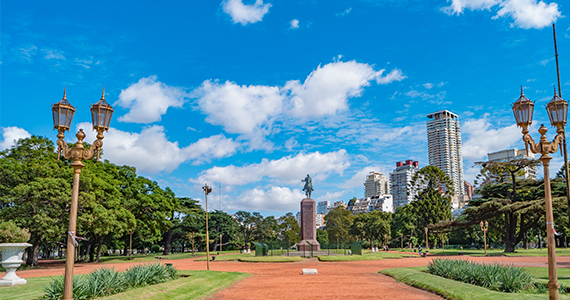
16 254 570 299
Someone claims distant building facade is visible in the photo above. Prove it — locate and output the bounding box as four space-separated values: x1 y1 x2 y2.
349 195 393 214
487 148 537 180
316 213 325 228
426 110 465 197
390 160 420 209
317 201 330 215
364 171 390 198
464 181 474 201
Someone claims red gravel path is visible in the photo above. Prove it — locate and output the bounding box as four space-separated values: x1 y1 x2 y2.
15 253 570 299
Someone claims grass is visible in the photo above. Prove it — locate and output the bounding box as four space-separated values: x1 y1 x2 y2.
0 276 53 300
99 270 249 300
381 267 570 300
238 256 301 262
392 247 570 257
0 270 249 300
317 251 417 261
194 253 301 262
194 254 252 261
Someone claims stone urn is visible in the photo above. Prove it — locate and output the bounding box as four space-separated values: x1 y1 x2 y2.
0 243 31 286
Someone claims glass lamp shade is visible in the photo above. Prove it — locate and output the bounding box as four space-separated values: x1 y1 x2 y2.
52 89 76 131
90 89 114 132
546 90 568 128
511 89 534 128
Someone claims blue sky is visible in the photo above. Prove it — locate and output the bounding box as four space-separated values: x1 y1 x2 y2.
1 0 569 216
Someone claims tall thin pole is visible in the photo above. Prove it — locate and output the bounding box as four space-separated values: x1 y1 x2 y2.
541 155 560 300
63 164 84 300
425 227 428 250
203 184 211 271
554 24 570 247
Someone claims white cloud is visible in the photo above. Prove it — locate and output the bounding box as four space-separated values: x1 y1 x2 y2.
340 165 386 189
285 62 405 118
193 80 283 134
116 76 188 124
336 7 352 17
423 83 434 89
76 122 238 173
461 115 521 160
191 150 350 186
443 0 561 29
41 49 65 60
0 127 31 150
222 0 272 25
406 90 447 104
194 60 406 136
225 187 305 211
290 19 299 29
19 46 37 61
316 190 348 203
495 0 562 29
443 0 502 14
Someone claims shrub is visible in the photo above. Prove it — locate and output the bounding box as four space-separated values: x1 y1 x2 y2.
427 258 534 293
0 221 31 243
43 263 177 299
150 244 161 253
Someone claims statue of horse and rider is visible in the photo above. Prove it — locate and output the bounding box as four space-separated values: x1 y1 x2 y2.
301 174 314 199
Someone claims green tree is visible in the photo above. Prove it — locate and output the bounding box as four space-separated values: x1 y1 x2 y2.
207 210 238 251
325 206 353 243
163 197 201 255
277 213 300 245
0 136 71 266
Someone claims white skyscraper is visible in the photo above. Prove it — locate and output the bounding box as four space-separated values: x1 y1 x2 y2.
390 160 420 209
426 110 465 197
364 171 390 198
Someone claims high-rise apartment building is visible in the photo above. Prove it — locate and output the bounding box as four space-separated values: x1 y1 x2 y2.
487 148 537 180
390 160 420 209
426 110 465 197
317 201 330 215
364 171 390 198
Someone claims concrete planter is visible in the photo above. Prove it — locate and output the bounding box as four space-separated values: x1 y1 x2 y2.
0 243 31 286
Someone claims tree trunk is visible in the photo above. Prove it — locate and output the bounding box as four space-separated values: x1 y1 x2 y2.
26 240 41 267
88 239 95 263
504 212 517 253
129 232 133 260
164 228 173 255
524 232 528 250
95 235 105 263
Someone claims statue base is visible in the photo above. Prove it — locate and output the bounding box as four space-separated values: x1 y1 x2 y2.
297 198 320 251
297 239 320 251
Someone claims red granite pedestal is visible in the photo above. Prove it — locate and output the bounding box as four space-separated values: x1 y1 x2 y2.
297 198 320 251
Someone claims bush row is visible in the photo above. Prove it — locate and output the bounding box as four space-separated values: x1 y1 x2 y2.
43 263 178 300
427 258 533 293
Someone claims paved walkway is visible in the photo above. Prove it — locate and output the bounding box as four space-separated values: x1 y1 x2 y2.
16 253 570 299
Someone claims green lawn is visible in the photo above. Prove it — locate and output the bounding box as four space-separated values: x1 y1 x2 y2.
194 253 301 262
0 270 249 300
380 266 570 300
237 256 301 262
194 253 253 261
392 247 570 257
317 251 417 261
100 270 249 300
0 276 53 300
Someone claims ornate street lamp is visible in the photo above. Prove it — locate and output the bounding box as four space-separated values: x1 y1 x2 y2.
480 221 489 255
512 87 567 300
202 183 213 271
52 88 113 300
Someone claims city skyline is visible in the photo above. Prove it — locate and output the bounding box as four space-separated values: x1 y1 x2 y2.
1 0 568 216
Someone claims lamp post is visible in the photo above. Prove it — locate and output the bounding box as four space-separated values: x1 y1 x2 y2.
480 221 489 255
202 183 213 270
52 88 114 300
512 87 567 300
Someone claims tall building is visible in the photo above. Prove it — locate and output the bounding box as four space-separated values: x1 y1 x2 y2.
390 160 420 209
364 171 390 198
317 201 330 215
464 181 474 200
426 110 465 197
487 148 537 180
